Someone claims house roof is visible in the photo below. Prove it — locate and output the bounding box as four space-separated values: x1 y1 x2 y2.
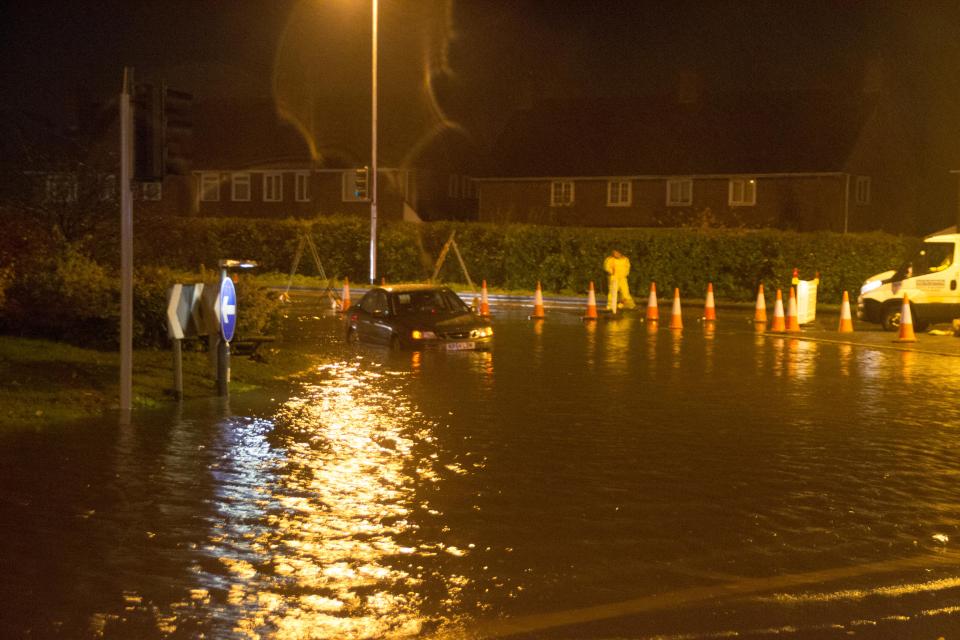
193 99 316 169
485 91 877 178
192 99 481 172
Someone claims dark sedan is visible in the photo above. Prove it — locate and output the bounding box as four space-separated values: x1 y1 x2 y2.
345 285 493 350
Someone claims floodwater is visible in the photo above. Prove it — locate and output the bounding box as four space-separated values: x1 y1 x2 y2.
3 301 960 639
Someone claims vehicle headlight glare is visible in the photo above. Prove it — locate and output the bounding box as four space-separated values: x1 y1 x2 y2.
860 279 882 295
412 330 436 340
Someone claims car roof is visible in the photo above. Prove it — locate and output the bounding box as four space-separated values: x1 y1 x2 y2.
377 284 454 294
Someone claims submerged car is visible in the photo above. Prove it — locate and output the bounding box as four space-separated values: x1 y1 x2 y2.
345 285 493 350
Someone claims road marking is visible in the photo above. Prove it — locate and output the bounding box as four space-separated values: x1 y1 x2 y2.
441 550 960 639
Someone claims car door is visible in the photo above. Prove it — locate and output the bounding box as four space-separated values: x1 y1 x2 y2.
354 290 382 343
366 290 394 345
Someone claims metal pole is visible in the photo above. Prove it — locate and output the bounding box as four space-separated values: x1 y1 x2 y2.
217 268 229 397
172 338 183 401
120 68 134 416
956 172 960 232
369 0 378 284
217 338 229 397
843 173 850 234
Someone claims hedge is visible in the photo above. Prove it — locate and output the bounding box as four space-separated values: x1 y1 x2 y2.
124 216 919 305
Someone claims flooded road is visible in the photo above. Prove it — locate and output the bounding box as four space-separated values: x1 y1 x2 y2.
3 302 960 638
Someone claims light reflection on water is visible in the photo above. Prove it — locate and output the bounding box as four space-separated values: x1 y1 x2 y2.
4 310 960 639
200 360 454 638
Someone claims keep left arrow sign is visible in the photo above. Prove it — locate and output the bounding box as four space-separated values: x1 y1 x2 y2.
219 277 237 343
166 284 184 339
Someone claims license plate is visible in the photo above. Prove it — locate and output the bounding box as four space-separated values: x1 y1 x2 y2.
446 341 475 351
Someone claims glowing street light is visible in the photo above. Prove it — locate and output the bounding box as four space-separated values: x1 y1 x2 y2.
369 0 378 284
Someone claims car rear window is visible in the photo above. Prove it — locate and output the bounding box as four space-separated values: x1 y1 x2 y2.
393 289 468 315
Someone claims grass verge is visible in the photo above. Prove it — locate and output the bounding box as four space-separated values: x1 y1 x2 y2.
0 336 317 430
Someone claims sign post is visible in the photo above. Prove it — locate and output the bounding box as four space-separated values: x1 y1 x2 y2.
166 283 205 401
217 276 237 397
119 67 134 418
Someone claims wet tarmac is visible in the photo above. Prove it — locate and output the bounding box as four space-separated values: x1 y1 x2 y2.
2 300 960 639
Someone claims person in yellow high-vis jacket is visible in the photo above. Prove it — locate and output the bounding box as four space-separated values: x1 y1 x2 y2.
603 249 636 311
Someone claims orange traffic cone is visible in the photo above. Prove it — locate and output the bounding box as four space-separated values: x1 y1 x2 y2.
582 281 598 321
529 281 546 320
754 283 767 325
480 280 491 317
340 278 351 313
785 287 801 333
703 282 716 321
770 289 786 332
838 291 854 333
669 288 683 330
894 293 917 342
646 282 659 321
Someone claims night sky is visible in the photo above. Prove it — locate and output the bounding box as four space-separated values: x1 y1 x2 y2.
4 0 960 224
6 2 954 124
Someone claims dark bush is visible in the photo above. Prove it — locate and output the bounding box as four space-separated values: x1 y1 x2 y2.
17 213 920 324
122 217 921 303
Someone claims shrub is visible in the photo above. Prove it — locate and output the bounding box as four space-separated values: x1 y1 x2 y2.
80 213 921 304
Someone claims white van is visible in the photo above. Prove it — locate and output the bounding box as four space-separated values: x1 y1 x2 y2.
857 230 960 331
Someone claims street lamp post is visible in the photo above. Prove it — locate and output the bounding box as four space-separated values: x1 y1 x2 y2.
369 0 378 284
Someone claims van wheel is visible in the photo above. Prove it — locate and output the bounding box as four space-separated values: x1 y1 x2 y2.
881 304 900 331
389 335 402 351
881 302 926 332
346 327 359 344
881 304 901 332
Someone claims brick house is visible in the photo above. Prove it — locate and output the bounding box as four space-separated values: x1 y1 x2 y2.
2 98 479 223
476 90 919 233
160 99 478 222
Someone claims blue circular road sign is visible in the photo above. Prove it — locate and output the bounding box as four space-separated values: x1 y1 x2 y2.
220 277 237 342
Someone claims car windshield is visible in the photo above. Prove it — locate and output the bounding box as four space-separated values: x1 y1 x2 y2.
894 242 954 280
392 289 469 316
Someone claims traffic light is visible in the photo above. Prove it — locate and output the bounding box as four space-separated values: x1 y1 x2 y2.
163 86 193 176
133 83 163 181
132 82 193 180
354 166 369 200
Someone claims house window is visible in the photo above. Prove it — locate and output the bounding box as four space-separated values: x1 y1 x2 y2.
141 182 162 201
44 173 78 203
343 169 370 201
200 173 220 201
607 180 632 207
230 173 250 201
295 172 310 202
100 174 117 201
728 178 756 206
263 173 283 202
666 178 693 206
462 176 476 199
855 176 871 205
550 181 574 207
